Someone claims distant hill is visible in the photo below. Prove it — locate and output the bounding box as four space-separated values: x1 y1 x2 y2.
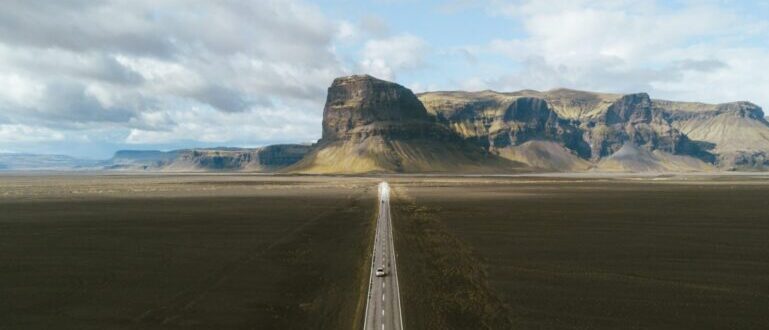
0 153 100 171
106 145 312 171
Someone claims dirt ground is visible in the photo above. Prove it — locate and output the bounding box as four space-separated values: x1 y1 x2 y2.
390 175 769 329
0 174 377 329
2 173 768 329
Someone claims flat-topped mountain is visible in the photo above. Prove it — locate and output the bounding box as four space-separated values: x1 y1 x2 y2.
290 75 520 173
320 75 436 141
107 145 312 171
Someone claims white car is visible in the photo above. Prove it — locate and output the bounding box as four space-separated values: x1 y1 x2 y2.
375 267 386 277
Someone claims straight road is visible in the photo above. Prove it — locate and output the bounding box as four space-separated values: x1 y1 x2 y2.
363 182 403 330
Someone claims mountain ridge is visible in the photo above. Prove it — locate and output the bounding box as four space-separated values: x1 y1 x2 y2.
105 144 312 171
289 75 523 173
417 83 767 172
6 75 768 173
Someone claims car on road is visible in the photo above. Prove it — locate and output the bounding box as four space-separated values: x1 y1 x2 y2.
375 267 387 277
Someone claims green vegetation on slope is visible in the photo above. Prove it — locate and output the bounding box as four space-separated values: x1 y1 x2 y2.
291 138 521 174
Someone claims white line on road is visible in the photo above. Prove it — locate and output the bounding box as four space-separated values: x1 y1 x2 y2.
363 182 403 330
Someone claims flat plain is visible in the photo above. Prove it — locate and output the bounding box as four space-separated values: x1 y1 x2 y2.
390 174 769 329
0 174 377 329
2 173 768 329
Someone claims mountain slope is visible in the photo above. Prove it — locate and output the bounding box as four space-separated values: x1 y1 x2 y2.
418 85 769 171
289 75 521 174
664 101 769 170
495 140 592 171
595 143 713 172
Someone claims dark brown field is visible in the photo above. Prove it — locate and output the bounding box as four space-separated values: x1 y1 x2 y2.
2 174 769 329
390 175 769 329
0 175 377 329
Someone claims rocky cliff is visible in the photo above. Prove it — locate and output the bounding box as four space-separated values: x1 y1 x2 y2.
419 86 768 171
662 101 769 170
290 75 520 173
320 75 438 141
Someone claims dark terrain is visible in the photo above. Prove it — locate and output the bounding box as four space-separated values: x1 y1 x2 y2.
391 176 769 329
0 175 376 329
2 174 768 329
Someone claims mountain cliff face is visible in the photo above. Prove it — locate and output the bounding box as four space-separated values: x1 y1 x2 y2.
321 75 438 141
663 101 769 170
587 93 712 162
418 86 768 171
290 75 520 173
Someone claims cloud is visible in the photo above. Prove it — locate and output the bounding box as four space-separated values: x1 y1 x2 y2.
0 124 65 143
0 0 345 155
125 105 321 145
479 0 769 106
4 0 768 157
359 34 428 80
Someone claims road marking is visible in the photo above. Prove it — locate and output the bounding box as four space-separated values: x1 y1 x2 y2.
363 182 402 330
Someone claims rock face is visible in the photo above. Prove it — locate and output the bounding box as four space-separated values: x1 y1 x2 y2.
108 150 180 168
602 93 652 125
664 101 769 170
490 97 590 158
585 93 712 162
321 75 436 141
291 75 520 173
418 85 768 171
106 145 312 171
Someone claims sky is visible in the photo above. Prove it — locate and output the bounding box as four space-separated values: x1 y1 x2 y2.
1 0 768 158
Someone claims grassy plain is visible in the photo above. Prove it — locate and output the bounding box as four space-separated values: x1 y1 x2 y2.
390 175 769 329
0 174 377 329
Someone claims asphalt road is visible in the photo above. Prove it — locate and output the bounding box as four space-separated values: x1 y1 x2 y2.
363 182 403 330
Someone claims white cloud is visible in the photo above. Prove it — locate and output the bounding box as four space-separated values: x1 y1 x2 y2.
359 34 428 80
482 0 769 107
0 0 345 155
125 105 321 145
3 0 768 157
0 73 44 107
0 124 65 143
